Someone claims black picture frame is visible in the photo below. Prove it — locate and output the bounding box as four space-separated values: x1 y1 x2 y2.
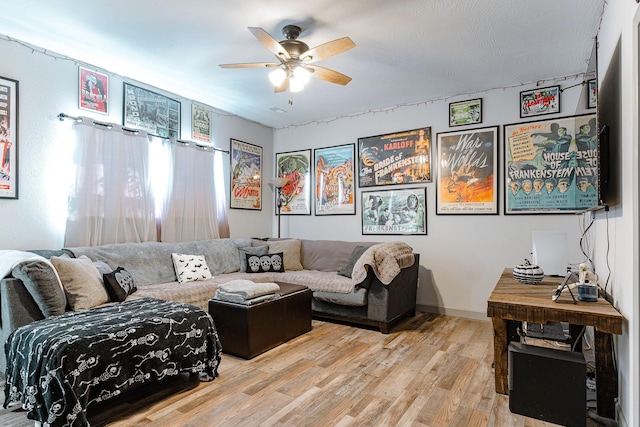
520 85 560 118
358 127 432 187
123 83 181 138
587 79 597 109
449 98 483 127
361 187 427 235
275 149 312 215
0 75 18 200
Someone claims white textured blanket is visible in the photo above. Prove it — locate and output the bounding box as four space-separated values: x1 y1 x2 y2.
217 279 280 299
351 242 415 285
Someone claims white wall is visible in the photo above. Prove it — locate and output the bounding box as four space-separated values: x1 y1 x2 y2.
274 77 593 319
595 2 640 426
0 36 274 250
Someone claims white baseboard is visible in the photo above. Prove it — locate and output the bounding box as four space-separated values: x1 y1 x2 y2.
416 304 488 321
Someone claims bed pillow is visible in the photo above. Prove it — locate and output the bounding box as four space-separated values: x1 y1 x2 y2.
171 253 212 284
245 252 285 273
338 246 369 278
268 239 303 271
103 267 137 302
11 260 67 317
50 255 110 311
238 245 270 272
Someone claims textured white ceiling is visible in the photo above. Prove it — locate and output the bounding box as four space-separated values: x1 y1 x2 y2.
0 0 604 128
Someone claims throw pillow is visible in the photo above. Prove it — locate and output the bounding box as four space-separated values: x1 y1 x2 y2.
268 239 303 271
50 255 110 311
103 267 137 302
11 260 67 317
238 246 269 272
338 246 369 278
245 252 285 273
172 253 212 284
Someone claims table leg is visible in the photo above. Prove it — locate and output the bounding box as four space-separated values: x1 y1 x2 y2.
594 329 617 419
491 317 509 394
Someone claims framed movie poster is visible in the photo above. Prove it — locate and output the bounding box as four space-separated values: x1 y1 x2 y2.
0 76 18 199
520 85 560 118
436 126 499 215
78 66 109 115
358 127 431 187
230 139 262 210
588 79 597 109
361 187 426 235
504 114 598 214
276 149 311 215
192 103 212 142
449 98 482 127
123 83 180 138
314 144 356 215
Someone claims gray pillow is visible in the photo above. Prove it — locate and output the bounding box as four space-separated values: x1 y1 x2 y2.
238 246 269 272
338 246 369 278
12 260 67 317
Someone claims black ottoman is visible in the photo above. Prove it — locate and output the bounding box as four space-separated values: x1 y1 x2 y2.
208 282 312 359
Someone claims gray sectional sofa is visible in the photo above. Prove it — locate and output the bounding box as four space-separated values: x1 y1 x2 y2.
1 237 419 374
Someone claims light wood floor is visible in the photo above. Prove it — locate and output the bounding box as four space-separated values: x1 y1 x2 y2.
0 313 588 426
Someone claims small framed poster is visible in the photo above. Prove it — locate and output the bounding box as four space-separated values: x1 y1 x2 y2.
520 85 560 118
192 103 212 142
449 98 482 127
230 139 262 210
0 76 18 199
276 149 312 215
361 187 426 235
79 66 109 115
123 83 180 138
587 79 597 109
314 144 356 215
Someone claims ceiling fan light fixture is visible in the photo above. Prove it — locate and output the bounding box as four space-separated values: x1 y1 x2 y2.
293 66 311 85
269 68 287 87
289 76 305 93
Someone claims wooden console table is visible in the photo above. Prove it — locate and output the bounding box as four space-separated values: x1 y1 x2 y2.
487 268 623 419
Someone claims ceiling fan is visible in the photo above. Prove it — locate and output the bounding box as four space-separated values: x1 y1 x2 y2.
219 25 355 93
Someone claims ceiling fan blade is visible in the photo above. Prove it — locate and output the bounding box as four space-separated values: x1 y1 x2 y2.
274 78 289 93
248 27 291 60
219 62 281 69
301 37 355 63
308 65 352 85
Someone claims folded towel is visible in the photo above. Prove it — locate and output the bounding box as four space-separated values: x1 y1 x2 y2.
213 290 278 305
217 280 280 299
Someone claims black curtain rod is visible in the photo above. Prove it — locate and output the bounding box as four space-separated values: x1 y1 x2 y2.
57 113 229 154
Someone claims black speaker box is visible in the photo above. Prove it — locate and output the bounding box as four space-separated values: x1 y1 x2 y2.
508 342 586 427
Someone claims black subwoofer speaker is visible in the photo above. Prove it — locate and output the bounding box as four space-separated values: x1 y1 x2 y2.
508 342 586 427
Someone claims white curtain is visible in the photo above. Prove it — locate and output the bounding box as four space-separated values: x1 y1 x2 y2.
160 141 224 242
64 120 156 246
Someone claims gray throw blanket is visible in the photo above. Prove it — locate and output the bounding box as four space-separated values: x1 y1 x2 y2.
351 242 415 285
214 279 280 304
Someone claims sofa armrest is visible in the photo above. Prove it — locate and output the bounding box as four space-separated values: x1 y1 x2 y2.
366 253 419 325
1 277 44 374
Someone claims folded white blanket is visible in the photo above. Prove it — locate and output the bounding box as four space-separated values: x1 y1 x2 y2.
213 291 278 305
217 279 280 299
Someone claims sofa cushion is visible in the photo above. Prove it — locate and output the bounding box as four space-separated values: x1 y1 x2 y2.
11 260 67 317
268 239 303 271
51 255 110 311
245 252 284 273
313 288 368 306
172 253 213 284
338 246 369 278
238 245 269 272
103 267 137 302
300 239 376 271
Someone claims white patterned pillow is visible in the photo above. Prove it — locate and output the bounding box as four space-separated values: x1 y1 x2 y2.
171 253 212 284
